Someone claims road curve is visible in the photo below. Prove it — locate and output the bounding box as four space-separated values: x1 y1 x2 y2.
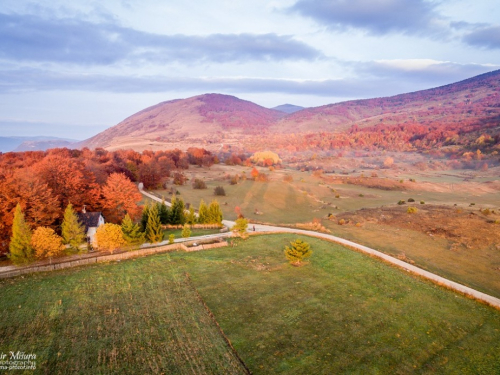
141 189 500 309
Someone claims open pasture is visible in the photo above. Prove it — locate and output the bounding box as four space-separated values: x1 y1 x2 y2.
2 234 500 373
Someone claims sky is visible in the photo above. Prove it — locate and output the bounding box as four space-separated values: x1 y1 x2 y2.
0 0 499 140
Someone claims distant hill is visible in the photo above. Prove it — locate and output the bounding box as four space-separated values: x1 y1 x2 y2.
79 94 284 151
79 69 500 152
0 136 77 153
271 104 305 114
14 139 76 152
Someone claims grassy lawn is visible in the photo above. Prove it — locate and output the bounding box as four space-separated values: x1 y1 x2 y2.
0 260 247 374
2 234 500 373
163 227 222 240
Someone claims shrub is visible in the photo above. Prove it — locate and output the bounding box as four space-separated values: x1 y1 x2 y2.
481 209 491 216
335 194 340 199
214 186 226 196
407 207 418 214
359 194 364 197
397 200 406 205
338 219 346 225
31 227 65 263
181 224 191 238
420 201 425 204
173 172 186 185
192 178 207 189
231 218 249 238
284 239 312 265
408 198 415 202
230 175 239 185
168 234 175 244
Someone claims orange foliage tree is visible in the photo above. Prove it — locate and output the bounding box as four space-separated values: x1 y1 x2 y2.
31 227 65 263
102 173 142 223
32 154 101 211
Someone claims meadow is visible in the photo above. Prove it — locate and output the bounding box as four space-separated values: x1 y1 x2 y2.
153 163 500 298
1 234 500 373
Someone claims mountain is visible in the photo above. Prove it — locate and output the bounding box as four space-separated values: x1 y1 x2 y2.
269 69 500 134
272 104 305 114
0 136 77 153
80 94 284 151
80 70 500 152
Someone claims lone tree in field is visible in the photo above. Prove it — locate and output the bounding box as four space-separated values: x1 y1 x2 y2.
31 226 65 263
9 204 34 265
61 203 86 252
284 239 312 266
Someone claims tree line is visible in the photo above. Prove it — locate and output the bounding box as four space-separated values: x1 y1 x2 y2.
8 195 224 265
0 147 216 255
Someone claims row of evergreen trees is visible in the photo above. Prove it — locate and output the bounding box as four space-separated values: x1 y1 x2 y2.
141 196 223 228
118 196 224 246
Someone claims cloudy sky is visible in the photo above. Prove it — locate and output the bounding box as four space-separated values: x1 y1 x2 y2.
1 0 499 140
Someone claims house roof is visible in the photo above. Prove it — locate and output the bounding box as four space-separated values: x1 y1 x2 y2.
77 212 103 232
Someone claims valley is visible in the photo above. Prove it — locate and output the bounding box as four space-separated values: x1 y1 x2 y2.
1 68 500 373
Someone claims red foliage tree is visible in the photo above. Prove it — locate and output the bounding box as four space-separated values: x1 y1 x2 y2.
101 173 142 223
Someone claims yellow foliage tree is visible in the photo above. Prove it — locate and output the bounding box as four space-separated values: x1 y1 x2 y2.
31 226 65 263
95 223 127 253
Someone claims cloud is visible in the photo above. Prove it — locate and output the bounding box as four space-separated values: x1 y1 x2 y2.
0 66 396 98
0 12 322 65
288 0 444 36
462 26 500 49
353 59 498 84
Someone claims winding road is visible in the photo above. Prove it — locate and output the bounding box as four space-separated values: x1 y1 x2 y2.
140 188 500 309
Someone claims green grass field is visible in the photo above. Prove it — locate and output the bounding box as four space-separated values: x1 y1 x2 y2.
163 227 222 240
2 234 500 373
0 260 247 374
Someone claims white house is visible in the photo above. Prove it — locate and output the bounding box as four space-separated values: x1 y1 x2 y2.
77 208 105 246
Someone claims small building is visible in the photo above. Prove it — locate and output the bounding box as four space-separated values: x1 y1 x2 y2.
77 208 105 246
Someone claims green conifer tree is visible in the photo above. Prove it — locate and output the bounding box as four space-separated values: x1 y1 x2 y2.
121 213 145 245
198 199 209 224
61 203 86 252
208 200 223 224
170 195 186 225
284 239 312 265
231 217 248 239
158 198 170 224
140 202 150 232
8 204 34 265
186 206 197 225
145 204 163 243
181 223 191 238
